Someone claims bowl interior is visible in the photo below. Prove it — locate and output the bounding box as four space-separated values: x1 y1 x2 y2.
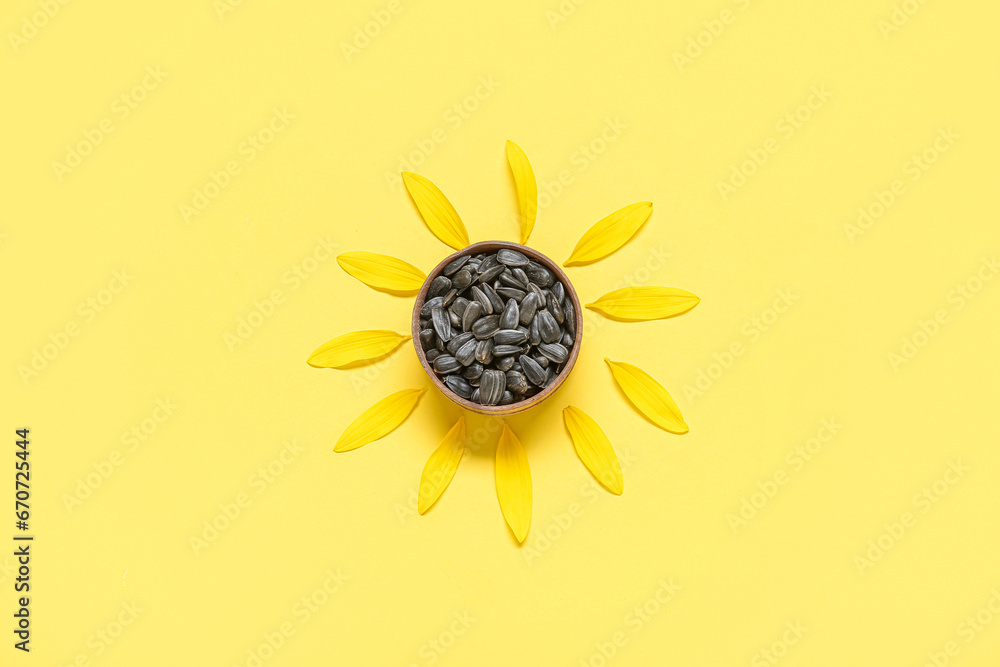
411 240 583 415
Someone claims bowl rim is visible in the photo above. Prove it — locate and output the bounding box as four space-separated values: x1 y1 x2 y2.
411 240 583 415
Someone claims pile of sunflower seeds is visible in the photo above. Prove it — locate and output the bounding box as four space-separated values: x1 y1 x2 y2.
417 248 577 406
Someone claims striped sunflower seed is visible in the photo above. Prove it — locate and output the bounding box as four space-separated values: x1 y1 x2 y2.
472 314 500 339
538 342 568 364
431 307 452 342
518 292 540 325
442 255 470 275
536 309 560 343
461 301 483 331
445 375 474 399
494 329 527 345
495 355 515 371
479 369 505 405
432 355 461 374
474 338 494 364
471 286 493 315
519 354 546 386
499 298 519 330
497 248 529 266
446 331 474 355
455 338 478 366
427 275 451 298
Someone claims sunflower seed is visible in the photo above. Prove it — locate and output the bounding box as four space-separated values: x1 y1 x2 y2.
442 255 470 275
551 282 565 304
547 292 564 324
446 331 473 354
427 276 451 298
419 328 435 348
519 355 546 386
431 307 452 341
420 296 444 318
482 283 505 312
496 287 526 302
538 342 568 364
529 316 541 346
425 348 442 362
471 286 493 315
480 370 505 405
535 355 549 368
471 388 481 402
472 314 500 339
446 309 460 328
518 292 540 325
494 329 527 345
444 375 473 399
449 296 469 317
497 248 529 266
476 254 500 274
495 355 515 371
561 332 574 347
536 309 560 343
498 271 525 289
525 261 553 287
479 264 505 283
512 268 530 288
506 370 529 394
474 338 494 364
499 390 515 405
452 268 473 290
455 338 478 365
493 344 523 357
499 299 520 330
432 355 460 374
461 301 482 331
442 288 458 307
462 362 483 379
562 298 576 336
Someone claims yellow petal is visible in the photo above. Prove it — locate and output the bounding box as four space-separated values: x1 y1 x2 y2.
565 202 653 266
563 406 623 495
337 252 426 294
401 172 470 250
586 286 700 321
495 424 531 542
505 140 537 244
335 388 425 452
605 359 688 434
307 330 411 369
418 416 466 514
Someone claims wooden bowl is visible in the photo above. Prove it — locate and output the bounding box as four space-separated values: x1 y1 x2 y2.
412 240 583 415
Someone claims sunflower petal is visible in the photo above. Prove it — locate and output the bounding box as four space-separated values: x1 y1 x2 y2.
307 330 411 369
563 406 623 494
586 286 700 321
605 359 688 434
335 388 425 452
337 252 426 294
418 416 466 514
565 202 653 266
402 172 470 250
505 140 537 244
495 424 531 542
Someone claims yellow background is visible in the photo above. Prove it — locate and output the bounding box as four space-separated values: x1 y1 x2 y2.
3 0 1000 664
